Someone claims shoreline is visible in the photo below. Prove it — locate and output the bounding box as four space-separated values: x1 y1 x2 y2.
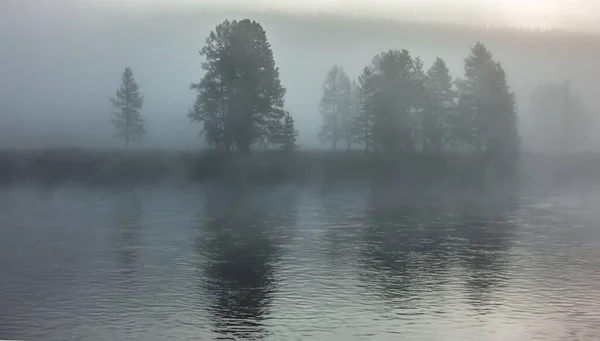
0 148 597 187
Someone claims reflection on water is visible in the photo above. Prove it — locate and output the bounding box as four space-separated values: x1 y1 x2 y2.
195 185 298 340
356 183 518 319
1 182 600 340
113 193 143 275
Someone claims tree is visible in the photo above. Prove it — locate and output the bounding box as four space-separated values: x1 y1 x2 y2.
456 42 519 157
277 111 300 151
318 65 352 149
352 67 377 151
189 19 287 152
340 74 355 150
487 61 519 160
370 49 417 152
423 57 456 152
410 57 428 150
559 80 588 150
529 79 588 151
455 42 492 150
110 67 145 147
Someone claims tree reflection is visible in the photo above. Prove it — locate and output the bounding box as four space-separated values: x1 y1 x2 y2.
315 184 367 263
456 201 519 313
195 184 298 340
112 192 143 277
358 180 519 313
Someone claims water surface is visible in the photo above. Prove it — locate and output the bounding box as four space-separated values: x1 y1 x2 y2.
1 182 600 340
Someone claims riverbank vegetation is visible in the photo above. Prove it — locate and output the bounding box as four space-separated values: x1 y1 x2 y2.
0 149 487 185
2 149 599 188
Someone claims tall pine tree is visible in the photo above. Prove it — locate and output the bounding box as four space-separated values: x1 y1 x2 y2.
278 111 300 151
456 42 519 168
424 57 456 152
410 57 428 151
370 49 416 152
352 67 377 151
189 19 287 152
110 67 145 147
340 74 355 150
487 61 519 159
456 42 493 151
318 65 352 149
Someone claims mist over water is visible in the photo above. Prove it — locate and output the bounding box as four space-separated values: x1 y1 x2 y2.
1 182 600 340
2 1 600 340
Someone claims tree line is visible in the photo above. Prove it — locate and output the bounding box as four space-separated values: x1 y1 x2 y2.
110 19 299 152
318 43 520 159
108 18 519 164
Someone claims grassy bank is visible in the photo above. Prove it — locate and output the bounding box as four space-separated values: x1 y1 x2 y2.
0 148 597 187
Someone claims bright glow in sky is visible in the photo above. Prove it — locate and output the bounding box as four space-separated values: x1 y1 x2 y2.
94 0 599 31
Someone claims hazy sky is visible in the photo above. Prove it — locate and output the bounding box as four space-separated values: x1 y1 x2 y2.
86 0 600 31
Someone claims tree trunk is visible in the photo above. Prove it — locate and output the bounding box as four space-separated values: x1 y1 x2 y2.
125 97 131 148
332 78 337 150
125 115 130 148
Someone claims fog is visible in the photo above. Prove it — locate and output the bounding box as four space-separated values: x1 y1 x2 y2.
1 0 600 150
4 4 600 339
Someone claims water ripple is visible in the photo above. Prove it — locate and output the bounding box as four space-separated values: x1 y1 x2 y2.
1 184 600 340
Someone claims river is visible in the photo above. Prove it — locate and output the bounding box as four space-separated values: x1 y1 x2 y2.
1 182 599 340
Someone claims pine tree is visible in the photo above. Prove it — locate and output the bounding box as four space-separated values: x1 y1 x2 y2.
278 111 300 151
456 42 519 154
318 65 352 149
410 57 428 151
189 19 287 152
456 42 494 151
352 67 377 151
424 57 456 152
370 49 416 152
340 73 355 150
110 67 145 147
487 61 519 158
559 80 588 151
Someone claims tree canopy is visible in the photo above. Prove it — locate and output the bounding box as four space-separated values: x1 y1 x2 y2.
190 19 520 169
110 67 145 147
318 41 520 168
189 19 292 153
318 65 353 149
